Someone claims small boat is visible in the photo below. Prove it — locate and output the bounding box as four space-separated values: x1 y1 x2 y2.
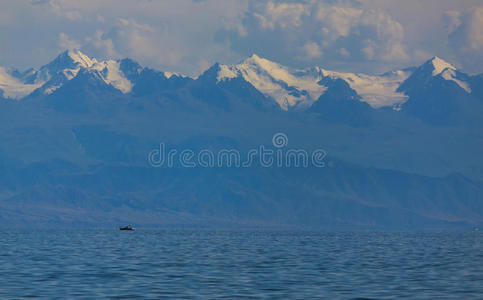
119 225 135 231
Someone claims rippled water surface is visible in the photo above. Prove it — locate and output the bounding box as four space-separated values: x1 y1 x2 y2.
1 230 482 299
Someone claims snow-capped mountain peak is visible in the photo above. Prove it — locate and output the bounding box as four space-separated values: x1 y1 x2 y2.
90 60 133 94
44 49 96 75
215 54 411 110
64 49 96 68
417 56 471 93
1 51 478 111
29 49 99 95
242 54 281 72
440 68 471 93
428 56 456 76
34 50 138 95
217 54 326 110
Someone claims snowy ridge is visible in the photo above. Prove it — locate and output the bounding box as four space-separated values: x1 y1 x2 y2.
0 67 45 99
66 50 96 68
0 51 477 108
164 71 186 79
91 60 133 94
0 50 138 97
53 50 134 94
217 54 410 110
217 54 326 110
440 69 471 93
43 49 98 81
43 84 62 95
430 56 456 76
425 57 471 93
321 69 411 108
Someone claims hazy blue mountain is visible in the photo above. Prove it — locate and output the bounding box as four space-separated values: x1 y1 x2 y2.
469 73 483 101
187 63 280 111
0 156 481 229
307 77 375 126
2 50 482 123
0 51 482 228
398 57 482 125
42 69 125 113
131 68 191 97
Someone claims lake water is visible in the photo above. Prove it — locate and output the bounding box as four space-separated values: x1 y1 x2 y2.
1 230 482 299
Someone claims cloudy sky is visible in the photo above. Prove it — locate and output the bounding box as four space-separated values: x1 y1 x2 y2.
1 0 482 75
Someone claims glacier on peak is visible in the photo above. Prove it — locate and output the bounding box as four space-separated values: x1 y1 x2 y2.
0 67 45 99
216 54 410 110
91 60 133 94
51 50 136 93
428 56 456 76
31 50 135 95
417 56 471 93
321 69 412 108
217 54 327 110
0 51 478 109
441 68 471 93
65 49 96 68
43 50 186 94
43 49 96 77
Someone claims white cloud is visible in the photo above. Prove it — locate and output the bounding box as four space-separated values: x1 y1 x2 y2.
338 48 350 58
58 32 80 50
255 2 309 29
218 0 409 73
34 0 83 20
83 30 118 58
1 0 247 74
362 40 376 60
315 5 363 40
465 7 483 51
444 6 483 73
80 18 183 67
108 19 159 59
359 9 408 61
302 41 322 59
1 0 482 75
444 10 461 34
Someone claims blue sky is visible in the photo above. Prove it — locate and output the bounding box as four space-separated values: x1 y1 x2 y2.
1 0 482 75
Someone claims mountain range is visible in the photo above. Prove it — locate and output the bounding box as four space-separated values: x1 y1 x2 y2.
2 50 482 114
0 50 482 229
